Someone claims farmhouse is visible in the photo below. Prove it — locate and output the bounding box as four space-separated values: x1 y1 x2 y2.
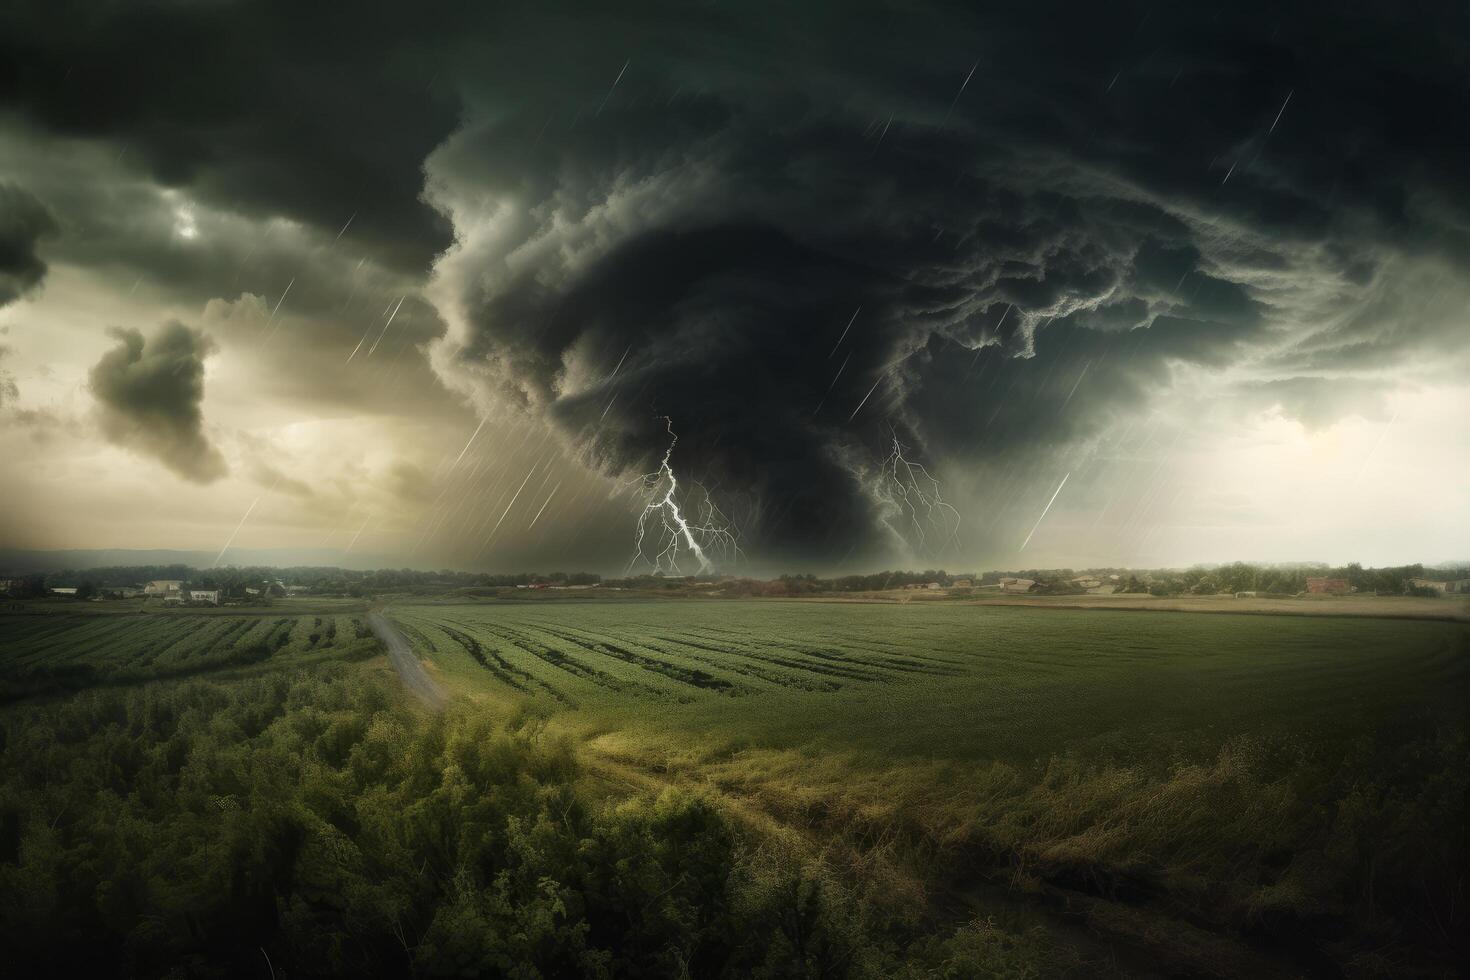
189 590 221 606
1305 577 1351 594
144 579 184 597
50 586 78 596
951 578 972 588
999 577 1039 594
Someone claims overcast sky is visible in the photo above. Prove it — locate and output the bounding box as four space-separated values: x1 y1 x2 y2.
1 1 1467 574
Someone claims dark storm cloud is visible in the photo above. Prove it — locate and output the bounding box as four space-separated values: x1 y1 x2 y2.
89 322 227 483
0 183 55 307
413 1 1470 563
0 0 459 274
6 1 1470 564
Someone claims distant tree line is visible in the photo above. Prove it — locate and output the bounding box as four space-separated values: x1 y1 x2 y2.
5 560 1464 602
2 566 604 600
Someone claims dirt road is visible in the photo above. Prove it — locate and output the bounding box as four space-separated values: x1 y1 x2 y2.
367 610 446 709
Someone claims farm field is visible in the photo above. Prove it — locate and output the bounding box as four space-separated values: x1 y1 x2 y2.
0 610 381 702
389 598 1467 765
1 599 1464 975
386 598 1469 974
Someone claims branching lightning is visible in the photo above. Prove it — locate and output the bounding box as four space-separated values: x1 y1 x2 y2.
626 417 741 576
875 432 962 557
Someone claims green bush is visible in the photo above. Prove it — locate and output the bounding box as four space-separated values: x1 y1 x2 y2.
0 665 1056 978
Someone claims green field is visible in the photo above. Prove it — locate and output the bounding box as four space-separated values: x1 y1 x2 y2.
388 599 1469 974
1 598 1465 976
391 599 1465 761
0 610 380 702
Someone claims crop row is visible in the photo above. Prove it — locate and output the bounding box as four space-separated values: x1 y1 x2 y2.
0 614 378 702
395 609 978 704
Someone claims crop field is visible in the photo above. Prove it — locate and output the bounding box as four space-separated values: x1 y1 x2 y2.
0 611 380 702
1 599 1464 974
383 599 1469 972
389 599 1468 765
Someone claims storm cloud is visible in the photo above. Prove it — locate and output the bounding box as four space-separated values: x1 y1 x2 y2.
89 322 228 483
0 0 457 275
3 1 1469 568
0 183 55 308
422 2 1470 564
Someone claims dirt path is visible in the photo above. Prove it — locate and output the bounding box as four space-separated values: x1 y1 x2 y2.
367 610 446 709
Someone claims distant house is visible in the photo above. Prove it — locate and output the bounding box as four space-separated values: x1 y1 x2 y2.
189 590 221 606
951 579 973 588
1072 577 1102 589
1235 591 1258 598
1407 578 1470 595
1305 577 1351 595
925 582 943 590
50 586 78 596
999 577 1039 594
144 579 184 597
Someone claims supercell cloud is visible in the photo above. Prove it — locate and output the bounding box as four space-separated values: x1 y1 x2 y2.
1 1 1468 568
424 2 1470 565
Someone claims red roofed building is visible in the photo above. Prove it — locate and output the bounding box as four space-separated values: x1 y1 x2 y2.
1305 577 1351 594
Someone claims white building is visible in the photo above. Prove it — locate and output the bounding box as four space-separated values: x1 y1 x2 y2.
144 579 184 597
189 590 221 606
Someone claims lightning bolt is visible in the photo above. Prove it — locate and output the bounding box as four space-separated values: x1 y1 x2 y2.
626 417 741 576
875 431 962 558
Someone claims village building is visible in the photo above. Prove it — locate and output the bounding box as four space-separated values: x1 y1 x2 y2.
1305 577 1351 594
950 578 972 588
188 590 221 606
144 579 184 598
1408 578 1470 595
999 577 1039 594
50 586 78 596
